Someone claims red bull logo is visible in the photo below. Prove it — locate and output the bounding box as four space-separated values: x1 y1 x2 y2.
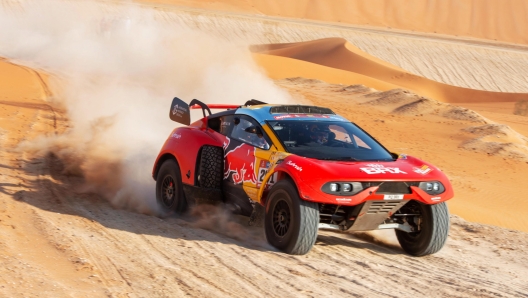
223 137 258 185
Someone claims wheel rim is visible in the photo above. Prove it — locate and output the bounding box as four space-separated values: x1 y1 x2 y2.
161 175 176 208
272 199 291 237
399 201 424 239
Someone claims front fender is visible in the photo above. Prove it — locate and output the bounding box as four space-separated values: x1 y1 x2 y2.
257 155 318 204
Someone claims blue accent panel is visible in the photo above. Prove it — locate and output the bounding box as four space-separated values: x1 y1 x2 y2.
235 106 348 124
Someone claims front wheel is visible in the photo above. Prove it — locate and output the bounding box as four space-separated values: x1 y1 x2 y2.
395 201 450 256
265 180 319 255
156 159 187 215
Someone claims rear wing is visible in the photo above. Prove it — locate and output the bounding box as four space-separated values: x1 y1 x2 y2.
169 97 266 125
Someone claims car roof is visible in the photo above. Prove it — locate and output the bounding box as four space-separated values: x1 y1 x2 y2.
212 104 349 124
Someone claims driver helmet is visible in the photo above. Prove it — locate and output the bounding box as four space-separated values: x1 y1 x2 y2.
310 126 329 144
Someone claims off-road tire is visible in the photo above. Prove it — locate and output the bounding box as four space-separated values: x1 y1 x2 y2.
198 146 223 189
156 159 187 215
396 201 450 256
265 180 319 255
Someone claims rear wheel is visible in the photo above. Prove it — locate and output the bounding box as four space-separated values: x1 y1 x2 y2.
156 159 187 215
265 180 319 255
395 201 450 256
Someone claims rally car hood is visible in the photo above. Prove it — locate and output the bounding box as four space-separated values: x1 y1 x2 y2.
281 154 447 184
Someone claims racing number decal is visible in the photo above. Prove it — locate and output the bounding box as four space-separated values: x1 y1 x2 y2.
258 168 277 184
257 160 277 188
258 168 267 182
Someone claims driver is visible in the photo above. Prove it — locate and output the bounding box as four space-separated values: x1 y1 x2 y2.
310 127 329 145
254 131 270 149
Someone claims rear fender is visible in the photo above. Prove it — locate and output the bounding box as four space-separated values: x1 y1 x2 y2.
152 127 223 185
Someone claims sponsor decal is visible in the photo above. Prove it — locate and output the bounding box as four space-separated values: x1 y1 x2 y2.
221 121 230 126
258 160 271 169
360 164 407 174
172 104 187 117
336 198 352 202
257 160 277 188
273 114 333 120
431 196 441 201
171 132 181 139
286 161 303 171
273 114 293 120
223 138 258 185
413 165 433 175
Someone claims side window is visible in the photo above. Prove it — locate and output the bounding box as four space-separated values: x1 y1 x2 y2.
208 117 222 133
230 115 271 150
214 115 234 137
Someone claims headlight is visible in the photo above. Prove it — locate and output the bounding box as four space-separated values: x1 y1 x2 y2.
322 182 363 195
419 181 445 195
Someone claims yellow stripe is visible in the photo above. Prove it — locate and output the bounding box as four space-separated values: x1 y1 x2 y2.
261 123 285 152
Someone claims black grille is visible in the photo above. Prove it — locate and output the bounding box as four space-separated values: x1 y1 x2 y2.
270 106 334 115
373 182 420 194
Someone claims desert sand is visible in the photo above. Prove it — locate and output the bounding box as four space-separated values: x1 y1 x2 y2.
1 0 528 297
252 38 528 103
138 0 528 45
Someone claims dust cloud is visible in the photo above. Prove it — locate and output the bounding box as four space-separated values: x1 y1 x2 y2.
189 204 268 247
350 230 401 250
0 0 292 213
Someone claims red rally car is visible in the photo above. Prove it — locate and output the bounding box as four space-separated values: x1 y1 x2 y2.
152 98 454 256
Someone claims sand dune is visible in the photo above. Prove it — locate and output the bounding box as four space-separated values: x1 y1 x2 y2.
0 58 49 101
251 53 398 91
126 1 528 93
138 0 528 45
0 59 55 148
252 38 528 103
461 124 528 162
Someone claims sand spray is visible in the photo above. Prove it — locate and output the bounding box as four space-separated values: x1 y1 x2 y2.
0 0 291 219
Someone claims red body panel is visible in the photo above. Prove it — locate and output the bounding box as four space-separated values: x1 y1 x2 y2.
152 120 221 185
271 154 453 206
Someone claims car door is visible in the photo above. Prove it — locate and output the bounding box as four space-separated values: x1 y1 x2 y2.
222 115 273 215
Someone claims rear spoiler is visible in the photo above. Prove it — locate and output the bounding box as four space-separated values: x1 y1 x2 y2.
169 97 267 125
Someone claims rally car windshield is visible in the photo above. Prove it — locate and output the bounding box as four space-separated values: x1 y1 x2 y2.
268 120 394 161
